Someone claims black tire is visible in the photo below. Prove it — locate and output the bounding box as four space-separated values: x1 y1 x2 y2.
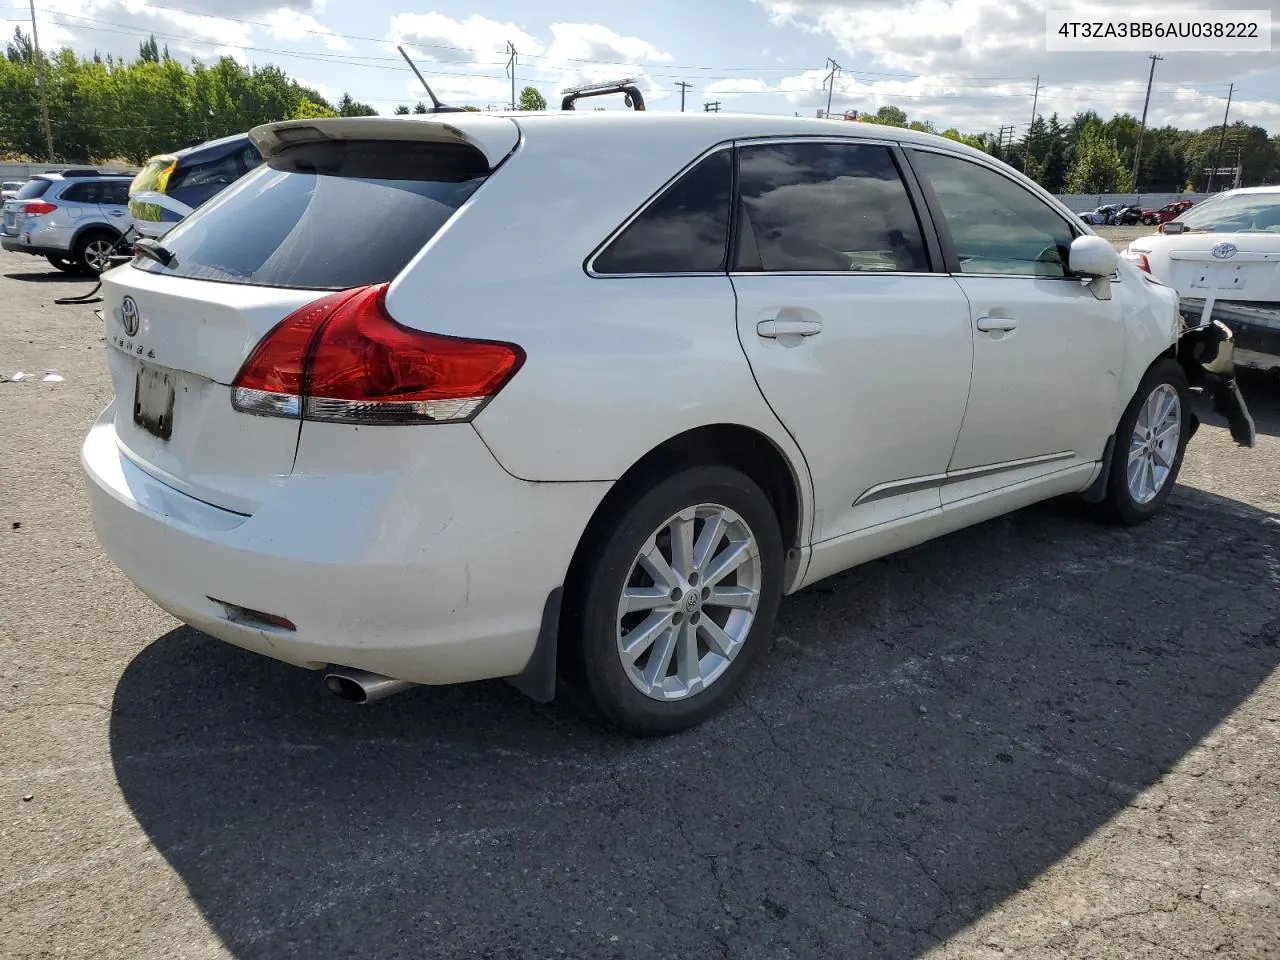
73 230 119 275
1100 358 1192 525
562 464 784 737
45 255 79 273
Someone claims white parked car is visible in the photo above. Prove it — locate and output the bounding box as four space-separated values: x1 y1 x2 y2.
1124 186 1280 373
1 180 23 201
81 113 1255 736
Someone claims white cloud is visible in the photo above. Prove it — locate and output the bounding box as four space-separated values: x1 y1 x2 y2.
752 0 1280 131
705 78 773 96
389 12 543 64
262 9 351 51
543 22 671 67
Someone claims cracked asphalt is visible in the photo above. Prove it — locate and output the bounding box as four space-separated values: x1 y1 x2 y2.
2 239 1278 960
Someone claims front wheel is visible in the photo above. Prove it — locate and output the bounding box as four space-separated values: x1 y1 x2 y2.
1101 359 1191 525
562 465 784 736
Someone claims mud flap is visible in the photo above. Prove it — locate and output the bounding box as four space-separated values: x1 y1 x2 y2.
1176 320 1256 448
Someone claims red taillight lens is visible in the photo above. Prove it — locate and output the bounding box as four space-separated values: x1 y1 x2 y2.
1121 251 1151 273
231 283 525 425
22 201 57 216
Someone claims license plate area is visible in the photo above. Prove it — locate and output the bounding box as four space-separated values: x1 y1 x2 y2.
133 364 175 441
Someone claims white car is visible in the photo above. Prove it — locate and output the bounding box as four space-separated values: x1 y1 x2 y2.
1 180 23 201
81 113 1256 736
1124 186 1280 373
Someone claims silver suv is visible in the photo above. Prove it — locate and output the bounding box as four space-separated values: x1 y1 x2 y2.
1 170 133 274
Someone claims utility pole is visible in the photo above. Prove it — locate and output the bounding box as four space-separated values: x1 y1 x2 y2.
704 100 720 113
28 0 55 162
1023 75 1040 173
1131 54 1163 190
505 41 517 111
676 81 692 112
822 57 841 119
1207 82 1234 192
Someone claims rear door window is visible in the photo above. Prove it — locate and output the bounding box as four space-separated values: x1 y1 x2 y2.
133 139 492 290
733 141 930 273
101 181 130 205
591 149 732 275
60 182 103 204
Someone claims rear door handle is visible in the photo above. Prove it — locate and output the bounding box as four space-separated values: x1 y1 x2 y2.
757 318 823 338
975 316 1018 333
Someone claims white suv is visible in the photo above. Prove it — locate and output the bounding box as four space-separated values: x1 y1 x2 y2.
81 113 1255 736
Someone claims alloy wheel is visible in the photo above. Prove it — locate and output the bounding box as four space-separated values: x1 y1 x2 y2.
1127 383 1181 505
616 503 762 701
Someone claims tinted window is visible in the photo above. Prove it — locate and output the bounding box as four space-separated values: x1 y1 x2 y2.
16 179 52 200
592 150 732 275
101 181 130 205
61 182 102 203
169 152 241 192
911 151 1075 277
242 144 263 172
735 141 928 273
134 139 490 290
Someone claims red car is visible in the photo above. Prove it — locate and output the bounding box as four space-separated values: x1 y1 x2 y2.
1141 199 1194 225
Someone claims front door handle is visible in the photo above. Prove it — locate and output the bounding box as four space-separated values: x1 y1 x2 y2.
975 316 1018 333
757 317 823 339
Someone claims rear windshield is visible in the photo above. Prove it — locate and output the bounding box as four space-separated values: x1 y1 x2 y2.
1176 193 1280 233
133 139 491 290
16 179 52 200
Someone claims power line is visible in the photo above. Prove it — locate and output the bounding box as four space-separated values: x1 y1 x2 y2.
505 40 516 111
822 57 841 119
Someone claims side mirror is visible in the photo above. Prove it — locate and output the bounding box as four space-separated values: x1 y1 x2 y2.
1068 234 1118 278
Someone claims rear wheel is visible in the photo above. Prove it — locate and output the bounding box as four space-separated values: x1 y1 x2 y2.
563 464 784 736
73 231 118 275
46 255 79 273
1101 359 1191 525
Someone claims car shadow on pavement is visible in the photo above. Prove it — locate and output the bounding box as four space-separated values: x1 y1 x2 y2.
109 487 1280 960
3 270 91 283
1237 370 1280 439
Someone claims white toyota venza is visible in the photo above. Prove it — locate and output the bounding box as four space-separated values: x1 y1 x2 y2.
82 113 1256 735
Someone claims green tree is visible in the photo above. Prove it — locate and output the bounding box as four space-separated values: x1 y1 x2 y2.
1067 127 1132 193
394 104 411 115
413 101 428 114
337 92 376 117
941 128 985 150
517 85 546 111
291 98 338 120
863 105 907 127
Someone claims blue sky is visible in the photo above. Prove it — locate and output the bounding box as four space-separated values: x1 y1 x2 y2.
17 0 1280 134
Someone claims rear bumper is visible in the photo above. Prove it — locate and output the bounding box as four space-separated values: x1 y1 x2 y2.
1 235 66 257
81 403 610 685
1178 299 1280 370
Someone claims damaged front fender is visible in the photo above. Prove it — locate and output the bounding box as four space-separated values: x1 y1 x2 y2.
1176 319 1256 448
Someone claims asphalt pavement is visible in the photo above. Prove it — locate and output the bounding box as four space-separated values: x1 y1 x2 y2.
1 241 1278 960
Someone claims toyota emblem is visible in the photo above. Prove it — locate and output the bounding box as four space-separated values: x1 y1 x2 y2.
1211 242 1238 260
120 296 139 336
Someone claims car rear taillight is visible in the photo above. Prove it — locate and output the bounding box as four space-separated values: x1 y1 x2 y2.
231 283 525 425
22 201 56 216
1122 251 1151 273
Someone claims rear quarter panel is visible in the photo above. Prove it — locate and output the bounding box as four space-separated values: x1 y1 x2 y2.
383 120 813 519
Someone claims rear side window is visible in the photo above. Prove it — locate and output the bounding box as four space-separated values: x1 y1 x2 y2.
61 181 103 203
16 179 52 200
592 150 732 275
134 139 491 290
735 141 929 273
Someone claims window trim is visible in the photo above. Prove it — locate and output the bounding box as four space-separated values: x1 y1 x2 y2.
584 141 737 279
902 145 1115 283
728 135 945 278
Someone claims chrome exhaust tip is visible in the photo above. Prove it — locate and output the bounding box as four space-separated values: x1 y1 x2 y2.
323 667 416 704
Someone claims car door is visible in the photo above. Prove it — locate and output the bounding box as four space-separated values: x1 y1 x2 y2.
100 180 131 228
59 180 106 226
730 138 974 546
905 149 1126 507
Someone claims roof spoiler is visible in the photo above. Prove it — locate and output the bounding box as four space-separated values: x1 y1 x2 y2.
247 116 521 168
560 78 646 111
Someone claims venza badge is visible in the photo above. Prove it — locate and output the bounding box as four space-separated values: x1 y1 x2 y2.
120 296 140 336
1211 242 1238 261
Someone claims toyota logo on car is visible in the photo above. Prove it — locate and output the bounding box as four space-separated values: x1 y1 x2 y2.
1211 242 1238 260
121 296 140 336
